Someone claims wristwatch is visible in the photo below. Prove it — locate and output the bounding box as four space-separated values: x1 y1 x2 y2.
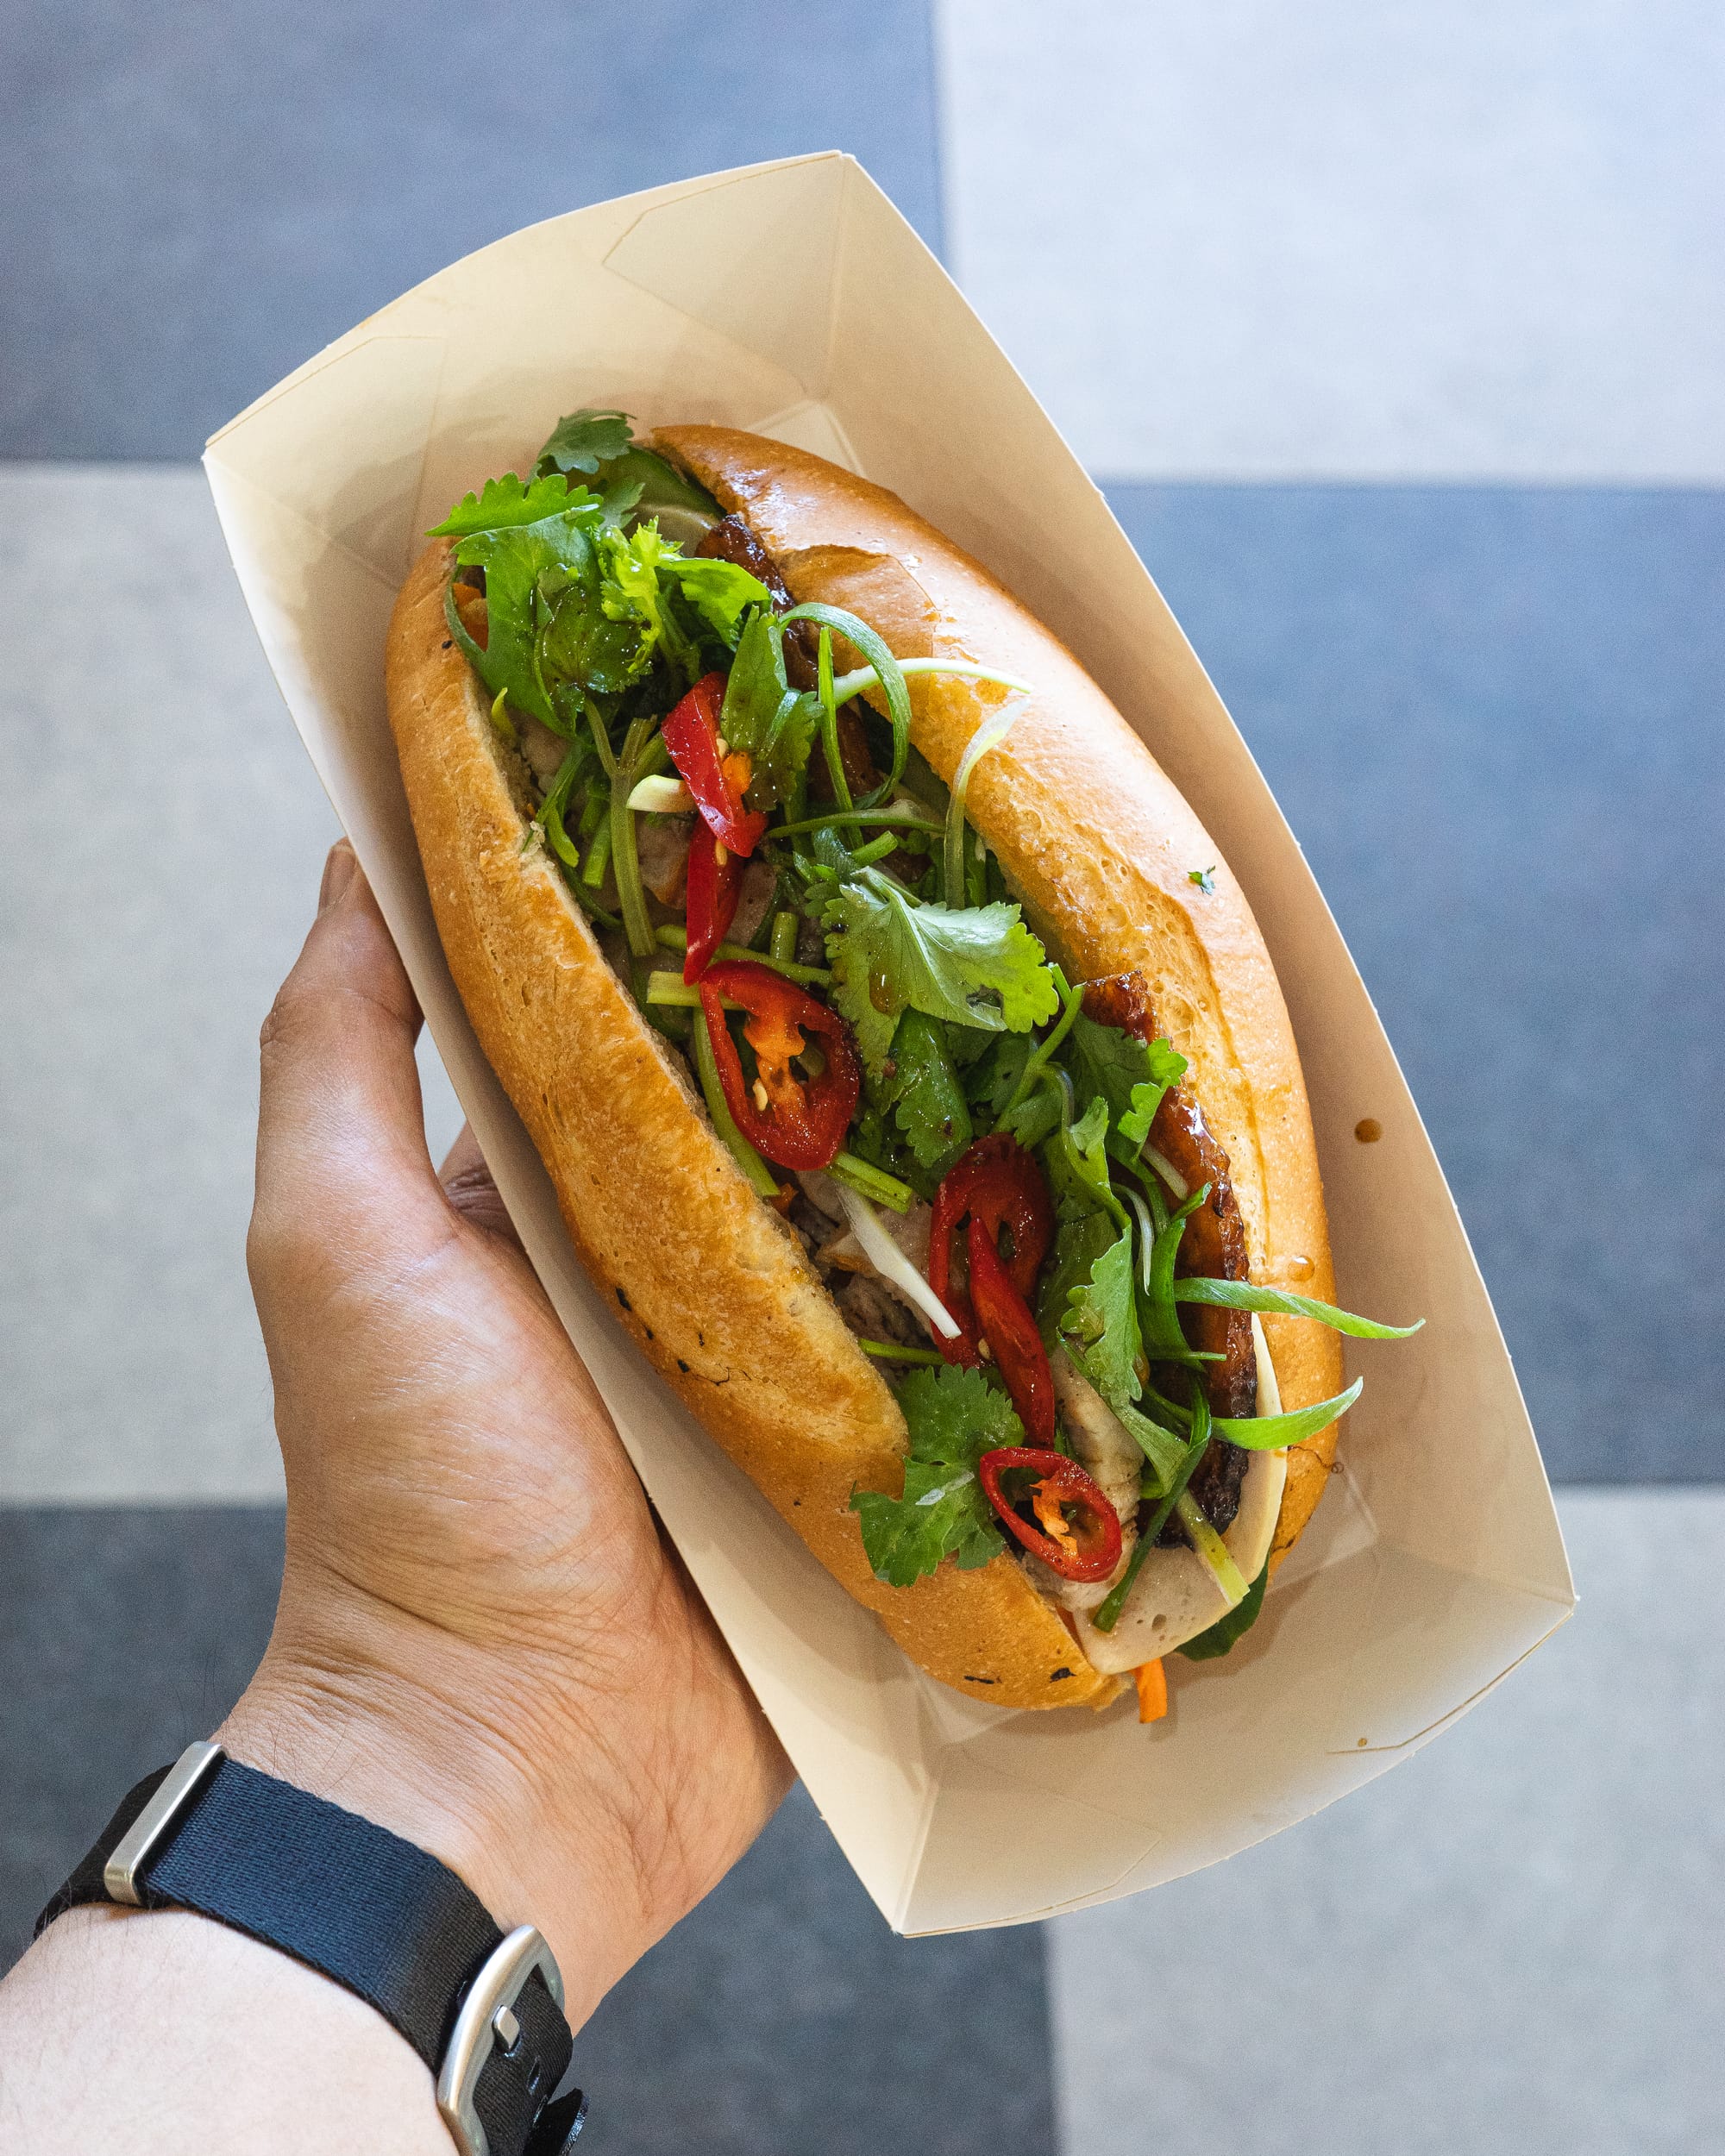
36 1741 586 2155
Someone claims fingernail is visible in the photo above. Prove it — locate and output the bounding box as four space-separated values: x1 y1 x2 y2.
319 842 359 913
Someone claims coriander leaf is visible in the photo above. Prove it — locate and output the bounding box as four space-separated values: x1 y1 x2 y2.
884 1010 973 1177
850 1467 1000 1588
439 496 615 730
430 471 602 537
849 1364 1019 1587
824 868 1059 1077
538 566 648 699
995 1080 1063 1153
964 1032 1030 1117
1044 1094 1122 1223
1140 1183 1212 1364
1037 1205 1115 1344
900 1360 1024 1461
1189 866 1216 895
944 1021 997 1070
1037 1096 1131 1345
1062 1227 1142 1410
1066 1012 1188 1155
599 523 693 680
659 555 774 650
1178 1560 1266 1659
536 417 722 543
536 408 634 477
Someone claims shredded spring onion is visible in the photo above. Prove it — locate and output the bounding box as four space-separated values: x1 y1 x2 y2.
834 1183 963 1339
944 696 1028 908
693 1010 779 1200
1251 1313 1283 1419
654 925 830 987
1141 1146 1189 1200
828 656 1036 703
827 1150 916 1214
856 1338 947 1365
1175 1490 1249 1605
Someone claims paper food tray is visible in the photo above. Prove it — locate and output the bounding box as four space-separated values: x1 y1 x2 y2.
204 153 1573 1936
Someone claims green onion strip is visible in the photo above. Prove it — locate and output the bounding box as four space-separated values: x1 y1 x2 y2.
812 625 858 835
1171 1278 1423 1338
654 924 830 987
944 697 1027 908
828 655 1035 704
996 978 1085 1126
609 716 659 959
1140 1184 1212 1365
693 1009 779 1200
1175 1489 1249 1605
780 602 915 805
768 808 944 842
856 1338 947 1365
827 1150 916 1214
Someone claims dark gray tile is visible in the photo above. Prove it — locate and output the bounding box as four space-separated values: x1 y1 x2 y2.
1 0 944 460
0 1507 1057 2154
579 1796 1057 2156
0 1506 286 1943
1105 482 1725 1482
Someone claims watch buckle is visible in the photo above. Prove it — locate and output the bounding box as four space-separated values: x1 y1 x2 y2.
436 1924 568 2156
103 1739 225 1906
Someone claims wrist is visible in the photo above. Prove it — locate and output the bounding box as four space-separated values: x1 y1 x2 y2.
218 1610 647 2029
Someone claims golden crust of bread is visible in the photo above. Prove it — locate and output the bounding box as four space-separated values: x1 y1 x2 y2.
386 538 1119 1709
652 428 1346 1571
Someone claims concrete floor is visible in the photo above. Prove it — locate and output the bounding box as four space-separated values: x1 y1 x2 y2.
938 0 1725 479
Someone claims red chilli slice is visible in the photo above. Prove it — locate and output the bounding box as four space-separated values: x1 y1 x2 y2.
977 1447 1123 1583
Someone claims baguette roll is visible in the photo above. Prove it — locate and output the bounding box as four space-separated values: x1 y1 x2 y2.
385 426 1344 1710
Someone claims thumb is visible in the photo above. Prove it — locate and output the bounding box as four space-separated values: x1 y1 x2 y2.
251 843 439 1271
439 1123 526 1252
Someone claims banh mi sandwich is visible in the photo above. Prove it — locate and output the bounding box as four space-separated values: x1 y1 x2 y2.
386 412 1420 1720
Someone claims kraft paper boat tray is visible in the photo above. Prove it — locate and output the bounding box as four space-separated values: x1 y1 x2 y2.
204 152 1574 1936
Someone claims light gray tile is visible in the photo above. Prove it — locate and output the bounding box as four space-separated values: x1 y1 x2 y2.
938 0 1725 479
1045 1490 1724 2156
0 466 461 1500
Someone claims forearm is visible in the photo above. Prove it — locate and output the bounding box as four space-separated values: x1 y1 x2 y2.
0 849 790 2149
0 1906 445 2155
0 1651 644 2154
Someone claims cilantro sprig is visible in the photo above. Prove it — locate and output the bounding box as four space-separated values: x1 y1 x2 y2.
850 1364 1018 1586
823 868 1061 1077
431 475 617 730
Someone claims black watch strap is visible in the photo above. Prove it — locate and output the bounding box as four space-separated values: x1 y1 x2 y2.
36 1744 584 2156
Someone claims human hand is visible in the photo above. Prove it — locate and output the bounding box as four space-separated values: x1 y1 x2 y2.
224 841 791 2025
